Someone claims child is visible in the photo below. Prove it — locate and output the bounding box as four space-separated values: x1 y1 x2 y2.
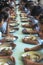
30 6 42 31
0 11 8 34
19 0 27 11
22 6 42 32
25 1 34 14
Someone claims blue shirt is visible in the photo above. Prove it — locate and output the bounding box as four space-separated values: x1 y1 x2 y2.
22 6 30 15
0 22 7 33
38 39 43 45
25 8 30 15
30 16 40 31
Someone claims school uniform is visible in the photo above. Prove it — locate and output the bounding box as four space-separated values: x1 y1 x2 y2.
0 22 7 33
30 16 43 45
9 1 15 7
38 39 43 45
30 16 40 31
25 8 31 15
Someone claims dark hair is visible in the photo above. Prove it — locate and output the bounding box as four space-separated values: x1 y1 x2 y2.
22 0 27 3
38 0 40 2
31 6 42 16
25 1 34 10
0 14 4 23
4 12 8 21
2 7 10 12
0 17 2 23
1 11 8 21
0 4 4 11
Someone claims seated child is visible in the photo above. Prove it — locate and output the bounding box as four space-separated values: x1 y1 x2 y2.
0 11 9 34
19 0 27 11
1 12 8 33
25 1 34 15
22 6 42 32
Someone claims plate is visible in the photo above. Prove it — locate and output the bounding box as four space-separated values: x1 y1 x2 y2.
9 28 19 33
9 20 17 23
9 23 19 27
9 29 15 33
0 42 16 50
10 16 16 19
25 35 38 41
22 51 43 62
5 36 18 42
0 56 15 65
20 13 27 17
0 42 16 56
21 19 28 22
22 28 38 34
21 17 28 19
22 23 30 28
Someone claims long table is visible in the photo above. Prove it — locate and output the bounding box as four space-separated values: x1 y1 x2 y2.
12 1 43 65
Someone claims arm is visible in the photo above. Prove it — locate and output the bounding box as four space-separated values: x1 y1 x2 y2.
33 62 43 65
24 24 38 28
6 19 10 35
24 44 43 52
30 44 43 51
23 57 43 65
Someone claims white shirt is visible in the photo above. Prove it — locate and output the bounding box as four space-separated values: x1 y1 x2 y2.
25 8 30 15
30 16 40 31
10 1 15 7
2 22 7 33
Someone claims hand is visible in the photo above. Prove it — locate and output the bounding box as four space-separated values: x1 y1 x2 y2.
7 49 12 55
24 48 31 52
10 56 15 62
23 57 34 65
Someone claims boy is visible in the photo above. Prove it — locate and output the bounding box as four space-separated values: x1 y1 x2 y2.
0 11 9 34
22 6 42 32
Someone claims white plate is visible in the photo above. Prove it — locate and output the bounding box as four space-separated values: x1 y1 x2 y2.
10 30 15 33
4 63 9 65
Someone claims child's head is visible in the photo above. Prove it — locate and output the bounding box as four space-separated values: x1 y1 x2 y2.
25 1 34 10
31 6 42 19
21 0 27 5
2 7 10 12
1 11 8 22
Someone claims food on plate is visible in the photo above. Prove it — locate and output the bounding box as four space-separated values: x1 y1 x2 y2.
22 35 39 45
0 42 16 56
22 51 43 62
0 56 15 65
22 28 38 34
5 35 18 42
